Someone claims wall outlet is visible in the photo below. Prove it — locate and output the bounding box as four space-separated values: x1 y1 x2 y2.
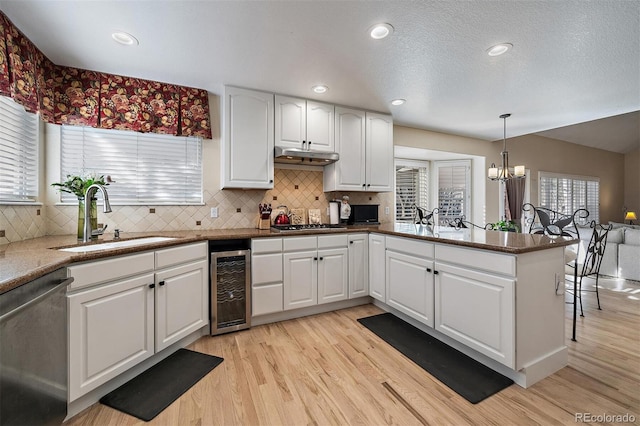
210 207 218 218
385 206 390 215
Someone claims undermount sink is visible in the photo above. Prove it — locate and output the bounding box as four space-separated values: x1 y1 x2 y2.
58 237 178 253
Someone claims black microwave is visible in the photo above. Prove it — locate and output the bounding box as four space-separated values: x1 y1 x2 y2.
348 204 379 225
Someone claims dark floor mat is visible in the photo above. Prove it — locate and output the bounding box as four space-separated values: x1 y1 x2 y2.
99 348 223 421
358 312 513 404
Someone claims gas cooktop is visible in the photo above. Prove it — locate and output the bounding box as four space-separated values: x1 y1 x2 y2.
270 224 347 232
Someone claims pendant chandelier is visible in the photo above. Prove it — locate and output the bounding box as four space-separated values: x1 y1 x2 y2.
488 113 525 181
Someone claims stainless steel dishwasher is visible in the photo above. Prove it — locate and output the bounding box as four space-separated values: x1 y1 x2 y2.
0 268 72 426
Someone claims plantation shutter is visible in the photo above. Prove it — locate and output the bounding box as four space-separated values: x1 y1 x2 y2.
437 162 469 225
0 97 39 202
539 172 599 224
60 126 203 204
395 161 429 223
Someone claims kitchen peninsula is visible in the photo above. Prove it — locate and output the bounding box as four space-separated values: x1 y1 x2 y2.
1 224 576 416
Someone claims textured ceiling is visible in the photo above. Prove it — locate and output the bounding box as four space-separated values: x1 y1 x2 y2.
1 0 638 153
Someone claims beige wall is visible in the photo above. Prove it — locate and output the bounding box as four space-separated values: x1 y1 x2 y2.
493 134 625 223
624 149 640 217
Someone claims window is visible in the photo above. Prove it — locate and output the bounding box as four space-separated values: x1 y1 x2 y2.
60 126 203 204
436 161 471 225
539 172 599 224
395 160 429 222
0 97 39 203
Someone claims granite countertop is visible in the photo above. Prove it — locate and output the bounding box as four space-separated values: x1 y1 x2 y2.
0 224 577 295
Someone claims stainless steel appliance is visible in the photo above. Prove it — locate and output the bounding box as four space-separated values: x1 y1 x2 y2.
274 146 339 165
270 224 347 233
348 204 380 225
210 240 251 335
0 268 72 426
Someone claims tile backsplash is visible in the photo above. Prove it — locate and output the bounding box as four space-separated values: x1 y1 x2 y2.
0 168 393 244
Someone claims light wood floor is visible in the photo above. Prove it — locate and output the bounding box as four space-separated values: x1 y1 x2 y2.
66 277 640 426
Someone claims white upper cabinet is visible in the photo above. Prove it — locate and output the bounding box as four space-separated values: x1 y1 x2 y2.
324 107 393 192
275 95 334 152
222 86 274 189
365 112 394 192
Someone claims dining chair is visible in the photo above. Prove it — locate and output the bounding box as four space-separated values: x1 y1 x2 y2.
565 221 612 317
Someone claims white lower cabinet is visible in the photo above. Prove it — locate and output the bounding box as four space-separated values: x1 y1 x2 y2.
282 235 348 310
368 233 385 302
386 250 435 327
348 234 368 298
68 273 155 402
154 259 208 352
67 242 208 401
434 262 515 368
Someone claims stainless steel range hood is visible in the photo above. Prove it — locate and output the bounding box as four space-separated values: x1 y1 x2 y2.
274 146 339 165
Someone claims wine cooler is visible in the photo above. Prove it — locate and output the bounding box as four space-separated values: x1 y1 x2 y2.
210 247 251 335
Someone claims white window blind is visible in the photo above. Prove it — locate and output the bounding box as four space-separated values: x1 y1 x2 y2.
539 172 599 224
436 161 470 225
0 97 39 203
395 160 429 222
60 126 203 204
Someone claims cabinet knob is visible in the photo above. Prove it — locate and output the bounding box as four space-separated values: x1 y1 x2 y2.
350 241 354 244
314 257 318 261
367 184 371 187
149 283 155 289
159 281 165 286
362 184 366 188
269 179 274 183
319 257 324 261
308 141 312 147
426 268 432 272
434 270 439 275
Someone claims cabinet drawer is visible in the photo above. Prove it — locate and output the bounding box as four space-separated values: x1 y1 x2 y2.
318 234 348 249
68 252 155 290
155 242 207 269
252 252 283 284
252 238 282 254
435 244 516 277
283 236 317 252
386 236 434 259
252 283 283 316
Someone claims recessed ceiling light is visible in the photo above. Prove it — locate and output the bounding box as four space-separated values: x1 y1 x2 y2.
486 43 512 56
369 23 394 40
112 31 139 46
391 99 405 106
312 85 328 94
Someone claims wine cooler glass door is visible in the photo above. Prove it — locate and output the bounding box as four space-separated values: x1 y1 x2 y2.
211 249 251 335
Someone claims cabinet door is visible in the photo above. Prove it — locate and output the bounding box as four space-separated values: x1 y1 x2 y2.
223 86 274 189
368 234 386 302
306 100 334 152
348 234 369 298
334 107 366 190
386 250 434 327
155 260 208 352
275 95 306 150
318 247 348 304
283 250 317 310
252 252 284 316
68 273 155 401
435 262 515 368
365 112 393 192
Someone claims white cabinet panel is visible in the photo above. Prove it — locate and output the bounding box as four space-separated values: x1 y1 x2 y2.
386 250 434 326
318 247 348 304
324 108 392 192
283 251 317 310
275 96 334 152
436 244 516 277
348 234 368 299
365 112 393 192
368 234 386 302
67 252 154 290
155 259 208 352
68 273 154 401
435 262 515 368
252 249 284 317
252 284 284 316
222 86 274 189
155 242 207 269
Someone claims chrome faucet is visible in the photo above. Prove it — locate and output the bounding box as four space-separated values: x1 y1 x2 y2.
83 184 112 243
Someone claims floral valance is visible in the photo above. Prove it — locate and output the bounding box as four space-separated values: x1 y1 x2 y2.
0 11 211 139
